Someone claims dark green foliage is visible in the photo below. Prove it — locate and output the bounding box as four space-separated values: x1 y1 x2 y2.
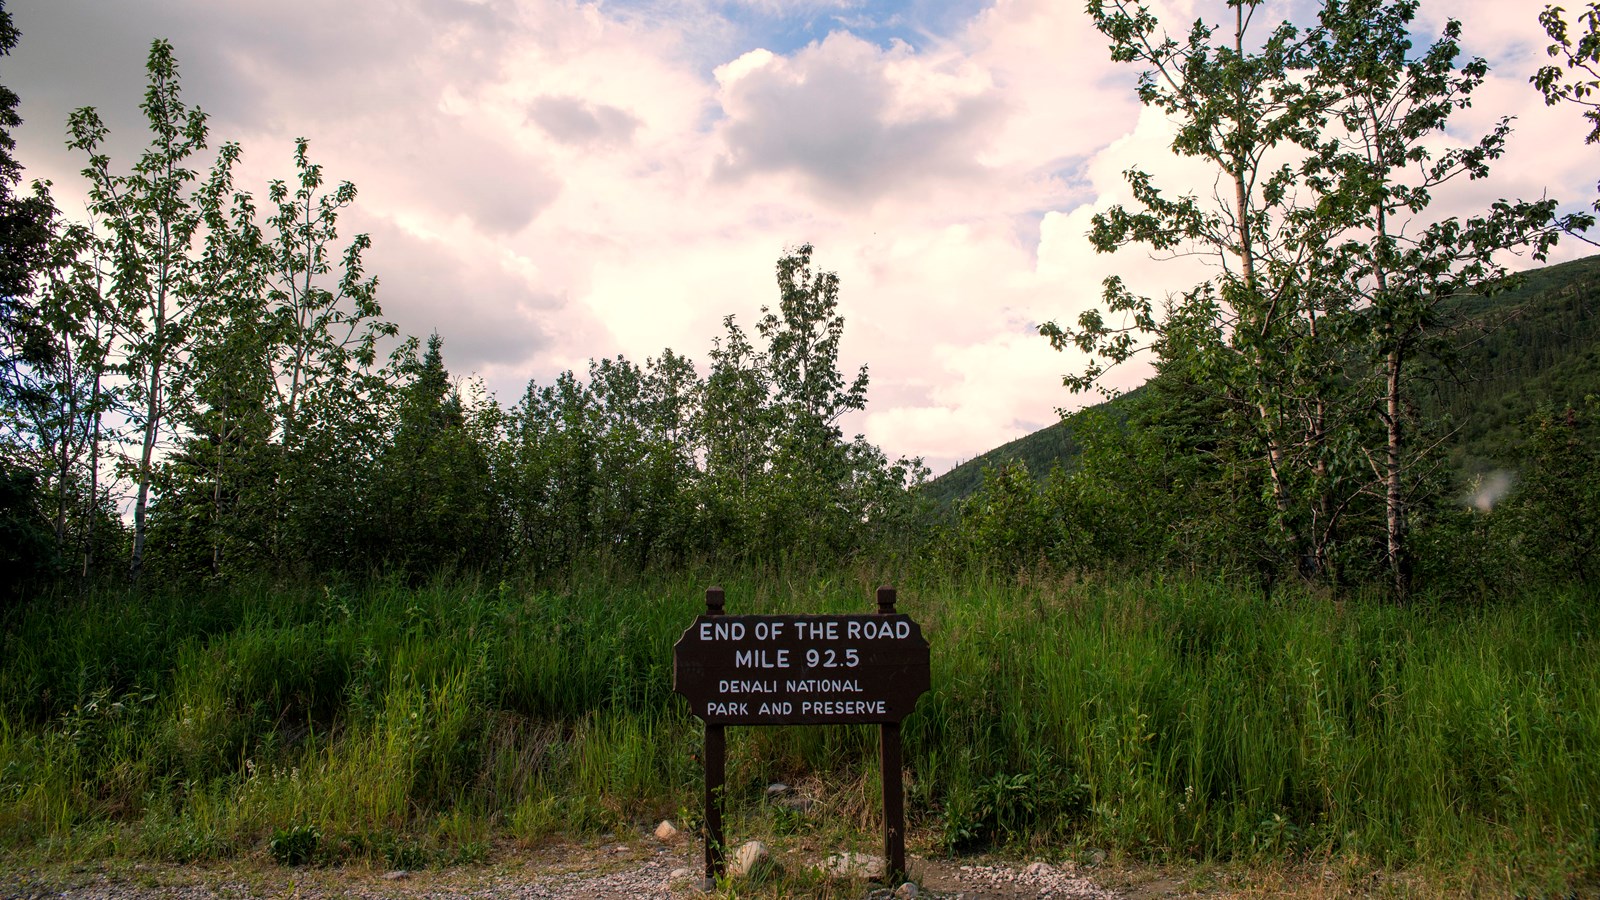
268 824 319 866
0 3 81 595
0 0 53 387
1421 255 1600 473
1406 416 1600 600
1504 404 1600 584
1043 0 1590 596
371 335 502 577
143 303 279 583
480 246 927 573
0 460 54 602
951 373 1286 583
953 461 1057 572
942 766 1090 852
65 39 213 581
940 251 1600 595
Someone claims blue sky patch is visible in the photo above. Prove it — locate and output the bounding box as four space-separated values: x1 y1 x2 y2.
718 0 993 54
606 0 993 58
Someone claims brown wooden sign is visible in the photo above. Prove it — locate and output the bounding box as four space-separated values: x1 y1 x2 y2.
675 586 929 889
673 613 930 725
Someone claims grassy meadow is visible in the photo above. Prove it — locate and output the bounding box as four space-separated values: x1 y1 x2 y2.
0 569 1596 894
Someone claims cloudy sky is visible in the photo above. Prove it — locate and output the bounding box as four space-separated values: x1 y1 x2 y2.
6 0 1595 473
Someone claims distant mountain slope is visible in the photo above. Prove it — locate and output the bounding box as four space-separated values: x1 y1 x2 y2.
921 388 1138 508
1423 253 1600 473
925 253 1600 507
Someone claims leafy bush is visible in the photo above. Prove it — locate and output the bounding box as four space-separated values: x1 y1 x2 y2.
1506 403 1600 584
268 823 319 866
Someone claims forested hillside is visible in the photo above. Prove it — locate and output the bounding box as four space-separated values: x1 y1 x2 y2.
920 388 1128 508
1425 253 1600 471
929 252 1600 506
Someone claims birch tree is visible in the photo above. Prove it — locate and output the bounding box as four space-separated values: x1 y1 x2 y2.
1048 0 1588 593
67 39 208 581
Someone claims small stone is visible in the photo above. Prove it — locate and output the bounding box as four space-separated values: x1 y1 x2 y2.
765 782 792 797
669 867 691 880
895 882 921 898
381 870 408 880
654 820 679 841
730 840 769 877
821 851 886 880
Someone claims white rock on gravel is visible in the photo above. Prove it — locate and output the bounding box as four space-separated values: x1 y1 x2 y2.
653 820 679 841
894 882 920 898
730 840 769 877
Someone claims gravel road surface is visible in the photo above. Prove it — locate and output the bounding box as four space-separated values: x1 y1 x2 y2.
1 847 1127 899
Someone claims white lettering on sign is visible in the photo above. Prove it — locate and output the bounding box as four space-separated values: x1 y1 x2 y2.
800 700 887 716
803 647 859 668
785 679 861 693
697 619 917 644
845 620 912 640
676 612 929 725
733 648 790 668
699 621 747 641
795 620 839 640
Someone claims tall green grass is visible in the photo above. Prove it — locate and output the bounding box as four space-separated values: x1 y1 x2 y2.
0 570 1595 893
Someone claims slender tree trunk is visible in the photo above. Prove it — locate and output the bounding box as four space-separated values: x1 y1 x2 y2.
83 395 101 583
1229 1 1303 572
54 393 74 548
1305 300 1336 582
1385 346 1409 599
129 374 160 581
130 284 167 583
80 316 109 584
213 409 226 579
1368 152 1409 600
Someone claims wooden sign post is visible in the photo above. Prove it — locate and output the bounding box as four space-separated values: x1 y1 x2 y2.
674 585 930 888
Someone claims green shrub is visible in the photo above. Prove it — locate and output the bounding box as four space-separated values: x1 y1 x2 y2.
268 823 319 866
